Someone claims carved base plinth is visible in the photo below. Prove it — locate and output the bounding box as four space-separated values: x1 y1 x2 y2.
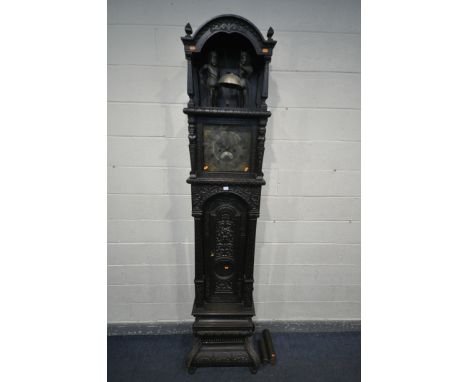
186 337 260 373
186 317 260 373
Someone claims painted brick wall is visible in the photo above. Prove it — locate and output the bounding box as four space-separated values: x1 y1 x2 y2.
108 0 360 323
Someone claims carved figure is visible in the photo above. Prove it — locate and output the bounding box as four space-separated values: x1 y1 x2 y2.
199 51 219 106
239 51 253 107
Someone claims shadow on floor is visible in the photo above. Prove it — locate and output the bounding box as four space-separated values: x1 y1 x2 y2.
108 332 360 382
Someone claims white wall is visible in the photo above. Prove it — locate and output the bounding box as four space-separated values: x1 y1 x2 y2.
108 0 360 323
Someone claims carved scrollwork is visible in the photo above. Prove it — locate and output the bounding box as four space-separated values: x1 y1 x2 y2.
209 20 256 35
188 115 197 176
191 185 219 213
195 351 251 365
215 280 233 293
195 16 263 47
256 119 267 176
191 184 261 214
215 214 234 257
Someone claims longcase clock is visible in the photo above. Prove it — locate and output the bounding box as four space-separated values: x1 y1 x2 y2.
181 14 276 373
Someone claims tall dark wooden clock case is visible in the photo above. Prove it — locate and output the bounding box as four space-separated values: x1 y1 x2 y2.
181 15 276 373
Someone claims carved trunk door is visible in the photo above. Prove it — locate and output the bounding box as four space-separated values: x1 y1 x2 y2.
204 195 248 303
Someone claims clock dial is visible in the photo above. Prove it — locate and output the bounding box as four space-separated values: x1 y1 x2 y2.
203 125 251 172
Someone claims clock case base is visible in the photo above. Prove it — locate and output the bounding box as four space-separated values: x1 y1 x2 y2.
186 315 260 373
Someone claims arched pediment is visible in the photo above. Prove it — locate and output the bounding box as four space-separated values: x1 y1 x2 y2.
182 14 276 57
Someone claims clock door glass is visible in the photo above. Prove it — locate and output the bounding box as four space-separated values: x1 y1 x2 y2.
203 125 252 172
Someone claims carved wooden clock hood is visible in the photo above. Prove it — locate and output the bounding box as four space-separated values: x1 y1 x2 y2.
181 14 276 373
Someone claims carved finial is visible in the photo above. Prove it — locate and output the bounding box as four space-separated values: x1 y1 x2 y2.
267 27 274 40
185 23 193 36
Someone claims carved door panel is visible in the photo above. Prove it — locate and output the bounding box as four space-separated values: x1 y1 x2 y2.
204 195 247 303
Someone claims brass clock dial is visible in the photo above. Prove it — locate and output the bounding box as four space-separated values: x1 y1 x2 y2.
203 125 251 172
